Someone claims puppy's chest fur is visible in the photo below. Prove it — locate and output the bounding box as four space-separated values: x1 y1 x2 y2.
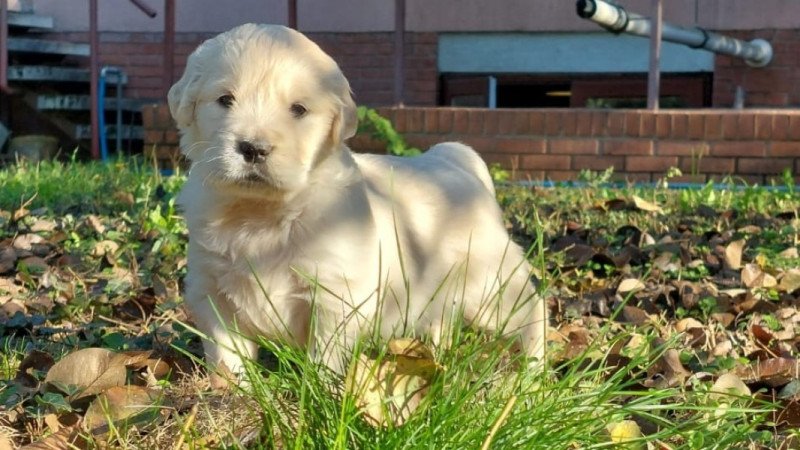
186 194 365 328
193 199 310 309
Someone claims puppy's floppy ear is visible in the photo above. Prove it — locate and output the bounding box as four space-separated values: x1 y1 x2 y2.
330 91 358 145
168 44 208 129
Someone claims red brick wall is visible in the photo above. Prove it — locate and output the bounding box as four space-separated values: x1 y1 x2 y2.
45 31 438 106
143 104 800 184
42 28 800 109
713 29 800 108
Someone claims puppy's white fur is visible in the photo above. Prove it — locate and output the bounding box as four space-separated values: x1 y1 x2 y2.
169 24 546 375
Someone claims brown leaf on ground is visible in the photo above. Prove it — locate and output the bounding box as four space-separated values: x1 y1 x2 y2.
724 239 746 270
621 305 651 326
773 398 800 429
752 324 776 348
675 317 703 332
779 269 800 294
89 240 119 258
617 278 645 295
346 339 440 427
734 357 800 387
645 339 691 388
44 348 152 402
554 325 590 361
632 195 663 214
0 434 14 450
15 350 56 388
114 289 158 322
20 424 87 449
84 215 106 235
0 243 16 274
709 373 751 400
12 234 44 252
603 198 628 211
83 386 167 436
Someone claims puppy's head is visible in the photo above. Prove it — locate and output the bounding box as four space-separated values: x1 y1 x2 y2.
168 24 357 192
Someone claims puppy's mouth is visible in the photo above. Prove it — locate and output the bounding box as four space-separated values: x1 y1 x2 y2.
225 166 281 190
243 172 267 183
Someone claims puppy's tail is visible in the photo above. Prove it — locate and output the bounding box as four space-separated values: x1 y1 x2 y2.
427 142 496 196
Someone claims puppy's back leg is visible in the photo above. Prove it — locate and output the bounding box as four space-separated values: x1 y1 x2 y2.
467 264 547 367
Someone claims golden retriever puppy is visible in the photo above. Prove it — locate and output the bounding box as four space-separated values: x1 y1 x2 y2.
168 24 546 379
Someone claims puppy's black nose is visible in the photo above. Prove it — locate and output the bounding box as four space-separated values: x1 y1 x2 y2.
236 141 271 163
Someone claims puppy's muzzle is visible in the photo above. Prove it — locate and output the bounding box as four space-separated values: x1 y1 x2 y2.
237 140 272 164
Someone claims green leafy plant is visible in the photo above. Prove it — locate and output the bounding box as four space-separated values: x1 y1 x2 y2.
356 107 421 157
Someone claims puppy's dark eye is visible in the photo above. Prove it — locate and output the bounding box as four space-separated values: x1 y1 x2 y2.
290 103 308 118
217 94 235 108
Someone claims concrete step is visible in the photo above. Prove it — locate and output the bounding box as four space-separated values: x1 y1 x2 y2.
37 95 146 112
8 66 127 84
75 124 144 140
8 12 55 30
9 0 33 13
8 37 90 57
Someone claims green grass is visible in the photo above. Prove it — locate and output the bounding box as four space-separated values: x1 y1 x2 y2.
3 159 798 448
0 155 180 214
233 329 771 449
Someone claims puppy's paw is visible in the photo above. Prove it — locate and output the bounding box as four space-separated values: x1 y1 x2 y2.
207 361 243 391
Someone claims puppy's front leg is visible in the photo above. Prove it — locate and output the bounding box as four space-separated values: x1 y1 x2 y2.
186 281 257 387
308 304 361 375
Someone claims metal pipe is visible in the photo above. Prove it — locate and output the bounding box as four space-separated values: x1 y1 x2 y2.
287 0 297 29
128 0 157 18
577 0 773 67
89 0 100 159
163 0 175 98
646 0 661 110
488 76 497 109
0 0 8 92
393 0 405 106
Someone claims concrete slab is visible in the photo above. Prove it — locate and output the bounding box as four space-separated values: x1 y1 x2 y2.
8 37 90 57
8 12 55 30
8 66 127 84
37 95 146 112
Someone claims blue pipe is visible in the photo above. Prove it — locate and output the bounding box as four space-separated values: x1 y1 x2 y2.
98 66 124 162
512 180 798 192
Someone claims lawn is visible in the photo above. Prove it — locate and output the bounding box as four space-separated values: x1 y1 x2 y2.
0 156 799 449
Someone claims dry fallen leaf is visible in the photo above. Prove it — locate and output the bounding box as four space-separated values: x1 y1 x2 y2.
632 195 663 214
710 373 751 401
12 234 44 251
778 268 800 293
83 386 166 436
30 219 57 233
724 239 746 270
20 423 86 449
734 357 800 387
90 240 119 258
741 264 778 289
44 348 151 402
346 339 440 427
646 339 691 388
617 278 645 294
85 215 106 235
675 317 703 332
0 244 16 274
15 349 56 387
0 435 13 450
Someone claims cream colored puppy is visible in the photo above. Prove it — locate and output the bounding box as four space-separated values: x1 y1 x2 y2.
168 24 546 378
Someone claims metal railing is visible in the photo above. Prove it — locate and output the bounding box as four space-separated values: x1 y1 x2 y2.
89 0 159 159
0 0 9 93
